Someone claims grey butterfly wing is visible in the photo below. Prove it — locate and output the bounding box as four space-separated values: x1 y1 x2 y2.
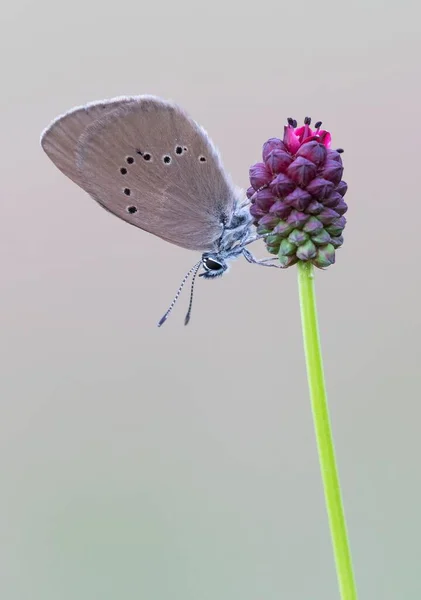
75 97 238 251
41 96 136 184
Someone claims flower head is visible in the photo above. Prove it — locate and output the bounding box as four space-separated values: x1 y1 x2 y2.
248 117 348 268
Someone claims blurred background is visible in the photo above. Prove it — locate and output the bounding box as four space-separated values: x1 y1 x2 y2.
1 1 420 598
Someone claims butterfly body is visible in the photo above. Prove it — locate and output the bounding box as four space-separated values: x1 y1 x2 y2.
41 95 278 324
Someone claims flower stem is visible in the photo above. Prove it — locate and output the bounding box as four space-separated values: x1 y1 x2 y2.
297 261 358 600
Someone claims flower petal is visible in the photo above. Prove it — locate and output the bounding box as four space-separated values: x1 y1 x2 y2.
283 125 301 154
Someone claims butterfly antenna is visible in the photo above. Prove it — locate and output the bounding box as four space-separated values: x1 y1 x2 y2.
157 261 202 327
184 261 202 326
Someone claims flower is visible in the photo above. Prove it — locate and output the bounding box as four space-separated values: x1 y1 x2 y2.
248 117 348 268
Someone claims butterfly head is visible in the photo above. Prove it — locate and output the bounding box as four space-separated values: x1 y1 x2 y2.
200 253 228 278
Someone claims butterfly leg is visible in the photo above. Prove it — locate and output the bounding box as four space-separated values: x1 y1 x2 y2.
242 232 277 247
242 248 285 268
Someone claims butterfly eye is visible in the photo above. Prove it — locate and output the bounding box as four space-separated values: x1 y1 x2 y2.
199 156 206 163
175 145 183 155
124 188 131 196
204 257 223 271
126 156 134 164
126 206 137 214
163 155 172 164
143 153 152 161
120 167 127 175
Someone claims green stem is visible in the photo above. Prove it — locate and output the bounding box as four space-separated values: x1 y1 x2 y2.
297 261 358 600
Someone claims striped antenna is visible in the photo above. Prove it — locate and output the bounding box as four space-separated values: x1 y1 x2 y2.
157 261 202 327
184 261 202 326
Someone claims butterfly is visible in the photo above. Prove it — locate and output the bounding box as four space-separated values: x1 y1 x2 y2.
41 96 279 325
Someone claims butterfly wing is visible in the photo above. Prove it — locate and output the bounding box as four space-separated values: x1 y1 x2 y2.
73 96 239 251
41 96 136 184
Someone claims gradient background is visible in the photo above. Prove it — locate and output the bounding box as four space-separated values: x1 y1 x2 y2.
1 1 420 598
